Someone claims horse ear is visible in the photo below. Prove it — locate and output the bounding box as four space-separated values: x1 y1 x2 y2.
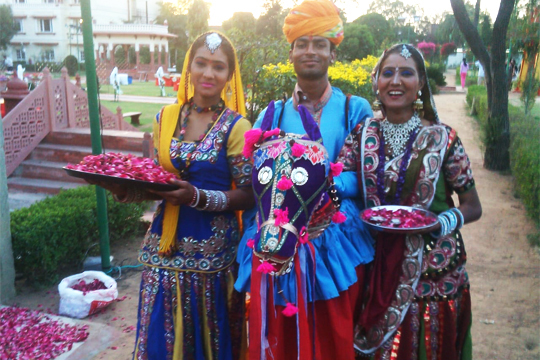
298 105 322 142
260 101 276 131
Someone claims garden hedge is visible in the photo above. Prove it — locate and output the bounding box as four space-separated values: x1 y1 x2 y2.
10 186 149 285
466 86 540 243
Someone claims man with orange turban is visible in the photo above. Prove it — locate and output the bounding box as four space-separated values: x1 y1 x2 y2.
235 1 375 359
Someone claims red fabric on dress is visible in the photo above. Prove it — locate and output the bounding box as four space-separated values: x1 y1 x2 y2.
249 266 365 360
358 233 406 328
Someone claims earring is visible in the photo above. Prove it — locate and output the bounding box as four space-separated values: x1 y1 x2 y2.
226 83 232 102
372 90 382 110
413 90 423 111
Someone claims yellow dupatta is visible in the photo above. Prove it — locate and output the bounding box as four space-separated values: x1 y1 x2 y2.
156 31 246 256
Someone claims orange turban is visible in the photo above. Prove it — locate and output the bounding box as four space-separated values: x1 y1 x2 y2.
283 0 344 46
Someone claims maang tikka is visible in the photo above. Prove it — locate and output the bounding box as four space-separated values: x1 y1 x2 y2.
205 33 222 54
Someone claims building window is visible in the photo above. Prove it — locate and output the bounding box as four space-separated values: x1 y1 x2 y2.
79 50 85 62
41 49 55 62
14 19 23 32
43 0 55 3
38 19 53 32
16 49 26 61
73 0 79 3
14 0 26 3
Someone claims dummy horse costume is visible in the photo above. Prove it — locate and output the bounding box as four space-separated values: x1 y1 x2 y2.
242 102 347 359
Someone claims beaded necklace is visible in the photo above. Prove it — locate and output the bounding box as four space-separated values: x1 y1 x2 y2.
376 124 419 205
176 98 224 178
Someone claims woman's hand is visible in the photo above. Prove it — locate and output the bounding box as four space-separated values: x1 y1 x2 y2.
148 179 195 206
85 179 127 198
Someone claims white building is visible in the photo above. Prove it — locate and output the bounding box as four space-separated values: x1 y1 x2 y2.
2 0 172 71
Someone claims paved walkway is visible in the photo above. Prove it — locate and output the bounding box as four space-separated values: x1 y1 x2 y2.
99 93 176 104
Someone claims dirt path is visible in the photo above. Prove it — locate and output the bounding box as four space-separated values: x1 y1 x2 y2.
9 92 540 360
435 93 540 360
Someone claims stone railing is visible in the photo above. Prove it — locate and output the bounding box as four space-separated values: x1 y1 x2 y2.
2 67 137 177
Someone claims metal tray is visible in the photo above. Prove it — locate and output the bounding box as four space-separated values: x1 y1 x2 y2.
64 167 179 192
360 205 439 234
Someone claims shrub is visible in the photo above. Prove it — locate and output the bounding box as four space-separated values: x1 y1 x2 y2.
428 79 440 95
509 105 540 234
63 55 78 76
440 42 457 58
10 186 149 285
465 86 540 244
426 64 446 86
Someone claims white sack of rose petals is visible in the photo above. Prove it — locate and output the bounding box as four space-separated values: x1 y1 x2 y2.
58 271 118 319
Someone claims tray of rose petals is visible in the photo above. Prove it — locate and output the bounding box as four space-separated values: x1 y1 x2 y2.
360 205 438 234
64 152 179 191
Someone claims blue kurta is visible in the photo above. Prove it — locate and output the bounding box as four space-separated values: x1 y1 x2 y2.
235 87 375 302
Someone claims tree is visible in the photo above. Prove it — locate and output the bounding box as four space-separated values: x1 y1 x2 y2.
353 13 394 51
155 1 188 70
186 0 209 43
256 1 285 39
338 23 376 61
479 14 493 47
450 0 516 170
223 12 256 33
0 5 16 51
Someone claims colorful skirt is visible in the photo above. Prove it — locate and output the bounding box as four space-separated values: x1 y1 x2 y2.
133 265 245 360
364 289 472 360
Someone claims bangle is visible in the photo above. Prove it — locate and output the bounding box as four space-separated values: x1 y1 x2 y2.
452 208 465 229
189 186 200 208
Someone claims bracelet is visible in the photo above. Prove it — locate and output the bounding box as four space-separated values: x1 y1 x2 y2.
195 189 230 212
189 186 200 208
452 208 465 229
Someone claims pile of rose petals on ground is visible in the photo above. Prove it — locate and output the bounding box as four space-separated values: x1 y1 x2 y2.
0 307 89 360
66 153 176 184
362 208 436 228
71 279 108 296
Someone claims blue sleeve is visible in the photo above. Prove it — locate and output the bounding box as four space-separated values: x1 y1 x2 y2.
348 96 373 131
334 172 359 200
253 108 266 129
337 96 371 200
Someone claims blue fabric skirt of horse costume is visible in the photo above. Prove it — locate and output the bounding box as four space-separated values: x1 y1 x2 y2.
235 91 375 303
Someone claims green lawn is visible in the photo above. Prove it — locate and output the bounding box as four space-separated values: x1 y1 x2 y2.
99 100 164 132
100 81 177 97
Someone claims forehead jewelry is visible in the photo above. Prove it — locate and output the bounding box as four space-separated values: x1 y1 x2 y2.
400 45 412 59
205 33 222 54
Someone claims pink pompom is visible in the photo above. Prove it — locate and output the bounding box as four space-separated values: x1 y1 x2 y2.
277 176 293 191
330 162 344 177
263 128 281 140
282 302 299 317
243 128 263 158
247 239 255 248
274 208 289 226
291 143 306 157
299 226 308 244
257 261 276 274
332 211 347 224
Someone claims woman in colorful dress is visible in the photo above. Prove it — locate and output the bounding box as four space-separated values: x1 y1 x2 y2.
337 44 482 359
94 32 253 360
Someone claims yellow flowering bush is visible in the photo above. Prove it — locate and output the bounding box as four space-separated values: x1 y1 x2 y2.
251 56 377 119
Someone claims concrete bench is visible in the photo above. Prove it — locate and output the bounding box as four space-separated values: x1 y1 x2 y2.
123 111 142 125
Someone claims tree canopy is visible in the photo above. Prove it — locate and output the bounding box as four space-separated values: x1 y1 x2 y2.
0 5 16 51
186 0 209 43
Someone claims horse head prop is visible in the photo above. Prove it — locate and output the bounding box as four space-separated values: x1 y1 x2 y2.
243 102 346 278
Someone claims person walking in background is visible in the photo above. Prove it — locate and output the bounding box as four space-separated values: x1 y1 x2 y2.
460 57 469 90
475 60 485 85
339 43 482 359
235 0 375 358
